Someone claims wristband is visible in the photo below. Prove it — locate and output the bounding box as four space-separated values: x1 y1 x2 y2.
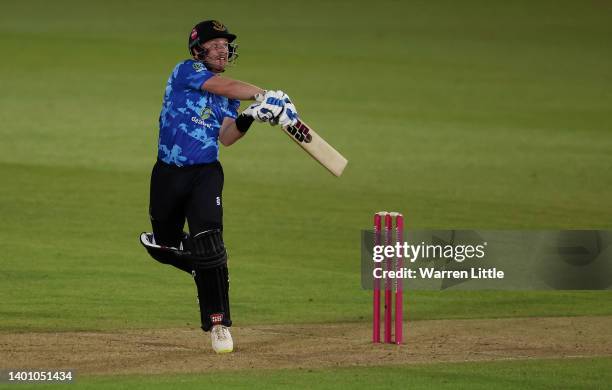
235 113 255 133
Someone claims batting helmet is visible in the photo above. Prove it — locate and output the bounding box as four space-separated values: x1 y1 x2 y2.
188 20 237 57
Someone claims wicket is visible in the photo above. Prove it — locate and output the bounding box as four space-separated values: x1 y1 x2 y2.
372 211 404 345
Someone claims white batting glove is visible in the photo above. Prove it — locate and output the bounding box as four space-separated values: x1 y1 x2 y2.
255 90 286 122
258 90 288 102
277 100 299 128
240 102 266 122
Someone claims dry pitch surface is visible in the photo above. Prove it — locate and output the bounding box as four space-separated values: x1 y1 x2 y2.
2 316 611 375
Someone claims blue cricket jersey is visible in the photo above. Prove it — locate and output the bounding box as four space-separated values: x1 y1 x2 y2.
157 59 240 166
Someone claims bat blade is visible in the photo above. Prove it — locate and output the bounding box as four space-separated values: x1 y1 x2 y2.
282 120 348 177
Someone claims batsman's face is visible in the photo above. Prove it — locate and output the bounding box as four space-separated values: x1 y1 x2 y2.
202 38 229 72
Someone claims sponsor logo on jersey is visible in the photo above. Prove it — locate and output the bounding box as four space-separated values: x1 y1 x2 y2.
191 117 213 127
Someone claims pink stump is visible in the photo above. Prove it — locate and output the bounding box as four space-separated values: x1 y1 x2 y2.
384 213 393 344
395 214 404 344
372 213 382 343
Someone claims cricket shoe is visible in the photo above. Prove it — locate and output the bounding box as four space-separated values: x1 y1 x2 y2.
211 325 233 354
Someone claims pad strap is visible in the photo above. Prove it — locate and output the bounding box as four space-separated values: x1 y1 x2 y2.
140 230 227 271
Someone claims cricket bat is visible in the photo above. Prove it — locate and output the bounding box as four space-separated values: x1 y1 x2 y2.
253 93 348 176
281 119 348 177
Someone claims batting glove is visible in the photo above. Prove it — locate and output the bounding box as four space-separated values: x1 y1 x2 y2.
253 90 284 122
277 101 299 128
241 102 264 121
241 102 279 124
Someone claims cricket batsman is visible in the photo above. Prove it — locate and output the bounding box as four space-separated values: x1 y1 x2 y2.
139 20 299 353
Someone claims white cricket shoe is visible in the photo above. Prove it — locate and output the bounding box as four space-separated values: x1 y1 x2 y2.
211 325 233 354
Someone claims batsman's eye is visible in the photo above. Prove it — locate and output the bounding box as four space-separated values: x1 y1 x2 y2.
206 43 229 51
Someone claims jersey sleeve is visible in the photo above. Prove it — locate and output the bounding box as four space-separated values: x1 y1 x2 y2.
227 99 241 119
176 60 216 90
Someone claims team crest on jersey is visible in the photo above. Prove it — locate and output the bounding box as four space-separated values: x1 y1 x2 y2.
200 107 212 120
212 20 225 31
193 62 205 72
190 107 213 126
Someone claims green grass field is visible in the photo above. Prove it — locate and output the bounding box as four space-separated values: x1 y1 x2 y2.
1 0 611 388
